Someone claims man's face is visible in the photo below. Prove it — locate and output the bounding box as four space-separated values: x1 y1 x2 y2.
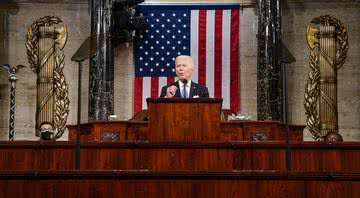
175 56 193 81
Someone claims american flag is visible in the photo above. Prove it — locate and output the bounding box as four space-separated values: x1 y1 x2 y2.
134 4 240 113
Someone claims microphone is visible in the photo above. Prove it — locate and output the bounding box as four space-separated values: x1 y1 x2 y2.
182 79 187 84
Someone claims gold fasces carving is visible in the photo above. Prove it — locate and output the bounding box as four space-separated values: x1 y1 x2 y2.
304 15 349 141
26 16 67 73
25 16 69 140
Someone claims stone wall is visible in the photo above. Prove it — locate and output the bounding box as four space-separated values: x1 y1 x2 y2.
0 0 358 141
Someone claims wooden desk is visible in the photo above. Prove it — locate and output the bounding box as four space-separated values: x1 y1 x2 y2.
68 120 304 142
68 98 304 142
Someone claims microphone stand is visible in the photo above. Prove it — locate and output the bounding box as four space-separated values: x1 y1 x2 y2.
278 41 296 171
75 60 84 169
71 34 103 169
282 62 291 171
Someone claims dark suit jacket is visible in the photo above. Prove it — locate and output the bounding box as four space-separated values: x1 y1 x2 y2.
160 81 209 98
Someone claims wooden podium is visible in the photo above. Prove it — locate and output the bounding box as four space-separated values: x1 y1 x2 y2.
147 98 222 141
67 97 305 142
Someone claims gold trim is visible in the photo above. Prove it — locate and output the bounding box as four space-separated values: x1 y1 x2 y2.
37 77 54 84
319 78 337 83
321 124 338 130
306 25 319 50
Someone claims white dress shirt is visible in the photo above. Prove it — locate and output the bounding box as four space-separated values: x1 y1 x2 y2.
178 80 191 98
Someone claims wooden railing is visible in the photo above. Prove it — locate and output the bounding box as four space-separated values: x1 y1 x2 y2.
1 141 359 171
0 170 359 198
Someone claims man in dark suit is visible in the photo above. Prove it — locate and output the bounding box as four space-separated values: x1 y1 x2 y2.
160 55 209 98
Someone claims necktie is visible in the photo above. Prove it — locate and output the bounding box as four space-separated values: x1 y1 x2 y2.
182 84 187 98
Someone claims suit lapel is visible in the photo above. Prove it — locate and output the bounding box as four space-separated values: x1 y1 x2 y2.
174 81 181 97
189 81 197 98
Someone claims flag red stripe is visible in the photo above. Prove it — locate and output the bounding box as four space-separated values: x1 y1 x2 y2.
134 77 143 113
214 10 223 98
198 10 207 86
230 9 239 112
151 77 159 98
167 77 175 84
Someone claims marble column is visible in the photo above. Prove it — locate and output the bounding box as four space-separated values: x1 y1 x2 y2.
88 0 115 121
256 0 282 121
0 10 11 138
1 6 20 140
0 15 8 64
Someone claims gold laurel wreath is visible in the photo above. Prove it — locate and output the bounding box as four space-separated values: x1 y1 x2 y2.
304 51 321 140
311 15 349 70
25 16 69 140
304 15 349 140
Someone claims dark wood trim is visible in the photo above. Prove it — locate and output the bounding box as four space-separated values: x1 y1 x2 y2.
1 141 359 149
0 141 76 148
1 170 359 180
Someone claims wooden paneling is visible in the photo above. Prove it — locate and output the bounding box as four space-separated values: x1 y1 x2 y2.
68 122 95 141
0 142 75 170
1 141 359 171
219 124 244 141
0 170 359 198
79 142 287 170
220 121 304 141
68 121 128 141
126 121 148 140
290 143 360 171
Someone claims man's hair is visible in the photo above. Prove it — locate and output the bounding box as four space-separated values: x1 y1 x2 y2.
175 55 194 68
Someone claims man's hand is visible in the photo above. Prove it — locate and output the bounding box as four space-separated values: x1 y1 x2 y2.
166 85 177 98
